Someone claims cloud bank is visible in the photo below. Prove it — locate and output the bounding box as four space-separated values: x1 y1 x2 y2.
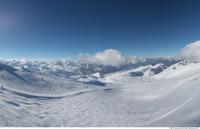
178 40 200 62
93 49 126 66
76 49 145 66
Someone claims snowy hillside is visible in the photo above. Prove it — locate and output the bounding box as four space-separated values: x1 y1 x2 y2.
1 41 200 127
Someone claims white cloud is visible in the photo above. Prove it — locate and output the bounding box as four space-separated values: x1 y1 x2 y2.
76 49 148 66
178 40 200 62
76 49 174 66
94 49 127 66
77 49 127 66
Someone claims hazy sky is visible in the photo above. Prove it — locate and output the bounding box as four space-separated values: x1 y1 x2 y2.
0 0 200 59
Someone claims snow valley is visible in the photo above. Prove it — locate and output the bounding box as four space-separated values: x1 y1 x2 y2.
1 41 200 127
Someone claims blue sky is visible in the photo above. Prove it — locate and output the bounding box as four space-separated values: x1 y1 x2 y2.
0 0 200 59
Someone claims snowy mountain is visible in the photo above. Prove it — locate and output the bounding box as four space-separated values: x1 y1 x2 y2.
1 41 200 127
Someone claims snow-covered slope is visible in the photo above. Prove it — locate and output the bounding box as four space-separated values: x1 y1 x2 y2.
155 61 200 79
0 55 200 126
102 63 167 84
100 61 200 126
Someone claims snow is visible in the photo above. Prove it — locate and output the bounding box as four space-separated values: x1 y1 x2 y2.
1 47 200 126
155 61 200 79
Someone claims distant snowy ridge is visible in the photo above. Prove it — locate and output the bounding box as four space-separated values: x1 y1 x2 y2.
0 56 177 78
1 40 200 78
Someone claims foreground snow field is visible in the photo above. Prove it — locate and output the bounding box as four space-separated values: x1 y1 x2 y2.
0 59 200 127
